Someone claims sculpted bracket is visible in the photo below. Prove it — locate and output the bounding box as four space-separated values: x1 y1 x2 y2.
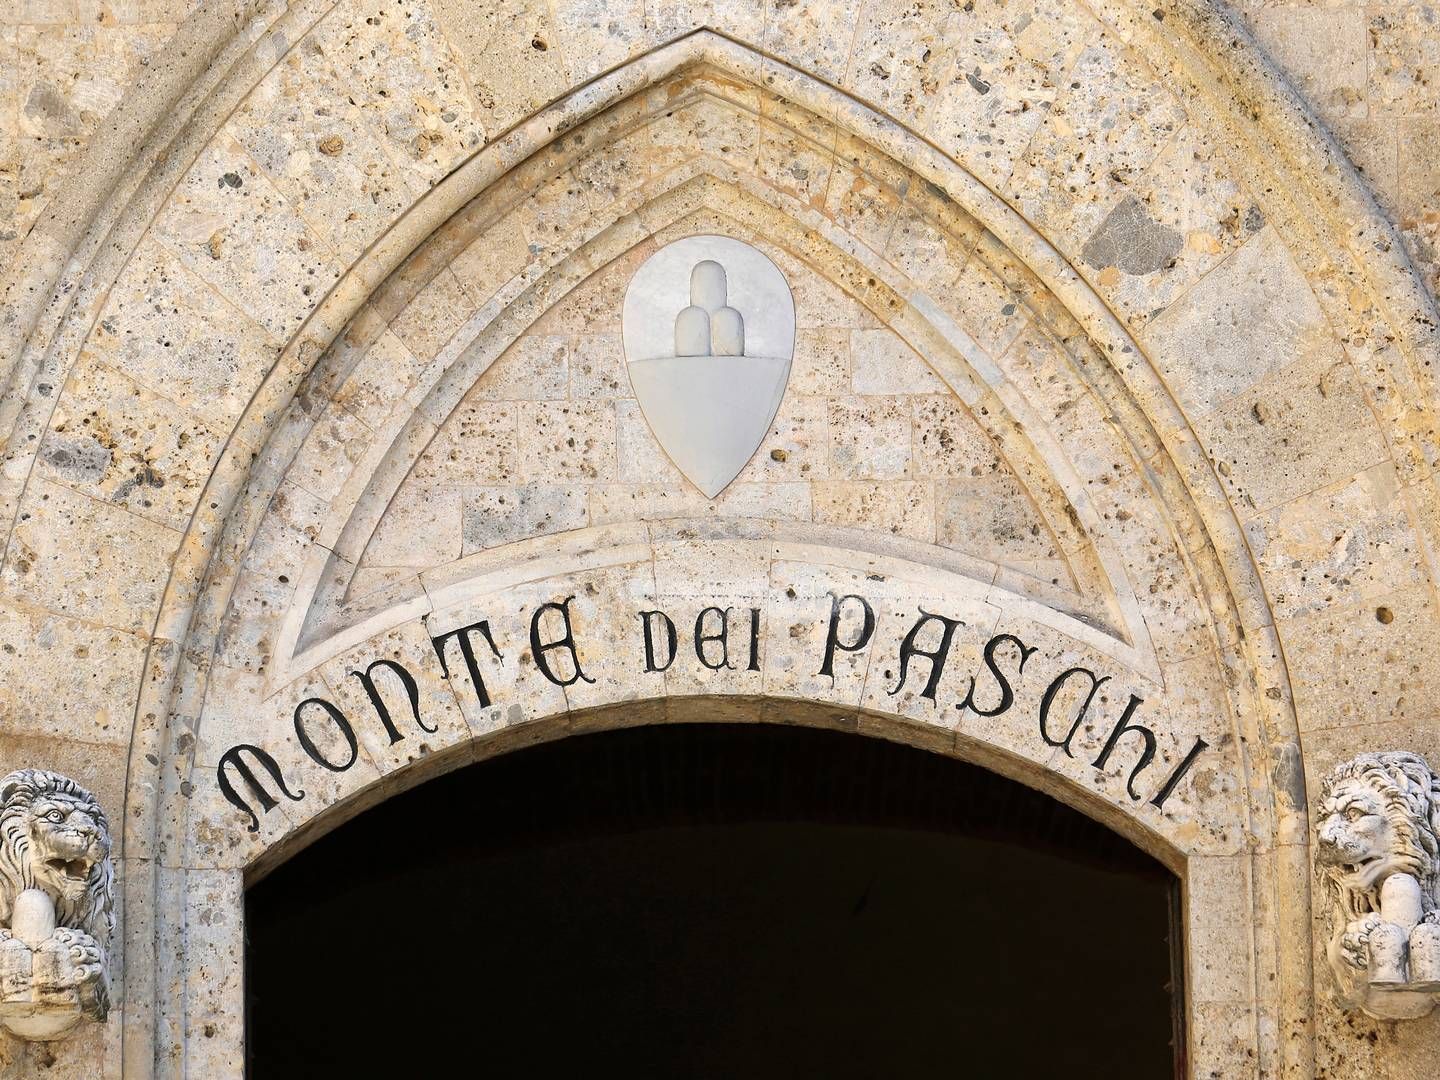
1316 751 1440 1019
0 771 115 1042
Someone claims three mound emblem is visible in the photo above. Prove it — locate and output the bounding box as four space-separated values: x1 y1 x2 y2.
621 236 795 498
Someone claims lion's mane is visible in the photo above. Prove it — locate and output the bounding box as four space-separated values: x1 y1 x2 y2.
1319 751 1440 921
0 769 115 945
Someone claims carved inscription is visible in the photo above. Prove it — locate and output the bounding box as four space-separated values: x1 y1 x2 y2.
215 592 1210 832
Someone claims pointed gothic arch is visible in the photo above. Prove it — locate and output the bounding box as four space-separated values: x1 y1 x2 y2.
2 1 1437 1073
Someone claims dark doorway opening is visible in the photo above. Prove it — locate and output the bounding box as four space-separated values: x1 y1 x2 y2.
247 723 1181 1077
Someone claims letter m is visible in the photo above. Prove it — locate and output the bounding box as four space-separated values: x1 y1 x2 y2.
216 744 304 833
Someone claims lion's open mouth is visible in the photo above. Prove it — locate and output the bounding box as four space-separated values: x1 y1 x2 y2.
46 856 92 881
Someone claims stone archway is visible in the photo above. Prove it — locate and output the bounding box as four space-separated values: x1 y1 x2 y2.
125 39 1298 1077
2 0 1439 1076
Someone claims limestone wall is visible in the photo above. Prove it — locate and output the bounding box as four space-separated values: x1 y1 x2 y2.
3 0 1437 303
1 1 1439 1077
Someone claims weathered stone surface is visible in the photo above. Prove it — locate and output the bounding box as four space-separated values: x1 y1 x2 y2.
2 478 179 634
152 133 343 340
312 0 485 183
6 2 1440 1074
1142 226 1341 417
1081 196 1183 277
36 358 226 532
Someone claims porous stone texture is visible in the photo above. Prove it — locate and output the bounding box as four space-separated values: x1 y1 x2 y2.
1 0 1440 1077
367 236 1063 580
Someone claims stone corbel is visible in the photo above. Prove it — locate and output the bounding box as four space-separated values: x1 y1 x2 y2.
0 770 114 1041
1316 751 1440 1019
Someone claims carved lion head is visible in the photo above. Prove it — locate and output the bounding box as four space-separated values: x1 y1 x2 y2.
1316 752 1440 919
0 770 114 945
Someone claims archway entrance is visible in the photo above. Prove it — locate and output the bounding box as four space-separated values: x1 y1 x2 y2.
246 724 1182 1077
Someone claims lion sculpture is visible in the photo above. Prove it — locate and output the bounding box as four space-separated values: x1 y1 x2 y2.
1316 751 1440 1019
0 769 114 1040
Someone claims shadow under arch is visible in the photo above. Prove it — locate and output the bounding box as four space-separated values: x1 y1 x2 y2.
245 712 1185 1077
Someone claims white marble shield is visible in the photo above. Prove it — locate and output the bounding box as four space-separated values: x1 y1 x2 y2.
622 236 795 498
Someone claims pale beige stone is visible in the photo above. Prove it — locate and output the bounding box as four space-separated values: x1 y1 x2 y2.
411 401 519 487
365 485 462 568
312 0 485 182
825 396 911 479
568 333 627 398
523 167 602 262
463 483 590 552
286 401 375 501
614 397 684 486
0 604 147 744
1089 125 1257 327
1245 462 1427 621
152 133 343 340
926 1 1091 191
81 237 277 430
788 329 851 397
0 28 18 276
733 394 827 484
1366 4 1440 117
756 116 834 210
1283 585 1440 734
1009 38 1186 254
389 267 478 359
1193 357 1389 518
470 334 570 401
1 477 178 634
849 327 945 395
180 871 244 1077
9 22 173 242
36 357 226 532
822 164 901 255
761 0 857 83
429 0 571 133
518 401 618 482
330 328 426 433
813 480 934 541
1252 6 1368 120
553 0 646 80
212 484 328 673
911 395 1001 479
316 619 472 772
451 213 534 306
843 0 952 130
1143 226 1340 417
883 204 972 295
936 473 1058 565
942 255 1030 360
228 48 425 265
588 482 812 523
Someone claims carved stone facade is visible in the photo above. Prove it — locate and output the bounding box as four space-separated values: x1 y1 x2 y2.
2 0 1440 1076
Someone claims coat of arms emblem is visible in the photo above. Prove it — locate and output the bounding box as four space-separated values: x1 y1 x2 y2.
621 236 795 498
